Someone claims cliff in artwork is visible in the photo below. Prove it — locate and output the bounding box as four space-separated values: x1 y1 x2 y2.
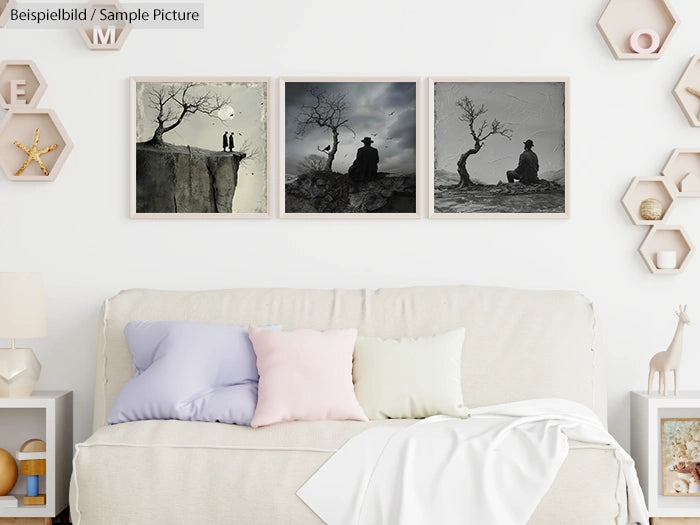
135 142 245 214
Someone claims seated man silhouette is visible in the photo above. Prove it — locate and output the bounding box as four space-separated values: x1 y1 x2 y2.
348 137 379 190
506 139 540 185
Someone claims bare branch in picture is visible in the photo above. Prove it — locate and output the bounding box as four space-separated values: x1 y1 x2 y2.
237 139 261 165
455 96 513 189
296 87 355 172
297 154 327 173
146 82 230 146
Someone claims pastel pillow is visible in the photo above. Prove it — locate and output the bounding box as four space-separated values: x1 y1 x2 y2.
108 321 278 426
248 326 368 428
352 328 469 420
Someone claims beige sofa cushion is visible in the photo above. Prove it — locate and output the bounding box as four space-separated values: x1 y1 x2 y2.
71 419 625 525
93 286 602 430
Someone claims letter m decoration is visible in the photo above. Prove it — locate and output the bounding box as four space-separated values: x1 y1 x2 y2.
78 2 132 51
93 25 116 45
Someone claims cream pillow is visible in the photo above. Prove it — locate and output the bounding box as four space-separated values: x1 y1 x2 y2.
353 328 469 420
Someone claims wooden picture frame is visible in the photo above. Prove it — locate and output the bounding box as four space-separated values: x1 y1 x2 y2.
130 77 271 219
661 417 700 496
280 77 421 219
429 77 570 219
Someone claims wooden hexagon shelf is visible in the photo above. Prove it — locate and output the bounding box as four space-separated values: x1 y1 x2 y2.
0 61 48 109
0 0 9 28
662 149 700 197
0 109 73 181
639 225 695 274
78 2 132 51
621 177 677 225
673 56 700 128
597 0 679 60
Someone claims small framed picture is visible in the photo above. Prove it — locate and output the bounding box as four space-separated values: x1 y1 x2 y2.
281 77 420 218
429 77 570 219
130 77 270 218
661 418 700 496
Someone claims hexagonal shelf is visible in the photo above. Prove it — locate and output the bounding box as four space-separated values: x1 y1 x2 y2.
639 225 695 274
78 2 132 51
621 177 677 225
0 61 48 109
673 56 700 128
0 1 9 28
597 0 679 60
0 109 73 182
661 149 700 197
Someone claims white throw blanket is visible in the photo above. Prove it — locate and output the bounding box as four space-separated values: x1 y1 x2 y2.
297 399 648 525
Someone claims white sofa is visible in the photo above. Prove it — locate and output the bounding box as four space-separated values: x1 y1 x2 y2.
70 286 630 524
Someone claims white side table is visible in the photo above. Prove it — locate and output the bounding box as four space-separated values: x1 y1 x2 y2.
0 391 72 524
631 391 700 521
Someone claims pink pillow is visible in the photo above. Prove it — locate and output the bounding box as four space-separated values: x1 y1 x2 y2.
249 326 368 428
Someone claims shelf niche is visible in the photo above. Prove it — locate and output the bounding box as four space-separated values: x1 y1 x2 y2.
673 56 700 128
78 2 132 51
0 61 47 109
597 0 679 60
639 225 694 274
621 177 677 226
662 149 700 197
0 109 73 182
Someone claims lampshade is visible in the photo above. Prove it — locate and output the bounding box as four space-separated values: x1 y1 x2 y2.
0 273 48 339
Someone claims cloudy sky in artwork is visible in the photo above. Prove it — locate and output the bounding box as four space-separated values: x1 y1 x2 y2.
285 81 416 175
433 82 565 185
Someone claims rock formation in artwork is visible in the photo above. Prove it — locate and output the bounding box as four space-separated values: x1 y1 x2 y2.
285 172 415 214
135 142 245 213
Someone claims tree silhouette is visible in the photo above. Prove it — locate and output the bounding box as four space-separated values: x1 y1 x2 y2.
455 96 513 188
296 87 354 172
146 82 230 146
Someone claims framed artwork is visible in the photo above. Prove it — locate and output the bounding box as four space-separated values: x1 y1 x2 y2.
429 77 570 219
281 77 420 218
661 418 700 496
130 77 270 219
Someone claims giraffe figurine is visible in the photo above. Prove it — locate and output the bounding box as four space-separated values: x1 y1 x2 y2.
648 305 691 396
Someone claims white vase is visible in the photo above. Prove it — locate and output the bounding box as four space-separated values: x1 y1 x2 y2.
0 348 41 397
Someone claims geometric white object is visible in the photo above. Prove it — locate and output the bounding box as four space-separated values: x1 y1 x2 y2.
629 28 660 54
0 348 42 397
0 495 18 508
597 0 680 60
656 250 677 269
681 172 700 193
15 451 47 461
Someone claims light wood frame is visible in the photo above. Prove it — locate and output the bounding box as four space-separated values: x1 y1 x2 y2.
279 76 421 219
129 76 272 219
428 77 570 219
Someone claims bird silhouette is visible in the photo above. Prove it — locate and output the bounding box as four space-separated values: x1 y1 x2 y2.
322 145 331 151
239 133 242 136
371 133 377 137
388 111 395 116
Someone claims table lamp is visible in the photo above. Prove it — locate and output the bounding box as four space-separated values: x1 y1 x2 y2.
0 273 48 397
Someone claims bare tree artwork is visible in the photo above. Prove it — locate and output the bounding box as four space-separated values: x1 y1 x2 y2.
146 82 230 146
455 96 513 188
298 154 327 173
296 88 355 172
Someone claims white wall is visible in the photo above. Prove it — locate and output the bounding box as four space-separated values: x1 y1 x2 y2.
1 0 700 449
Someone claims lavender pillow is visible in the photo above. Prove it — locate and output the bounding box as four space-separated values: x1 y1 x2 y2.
108 321 276 426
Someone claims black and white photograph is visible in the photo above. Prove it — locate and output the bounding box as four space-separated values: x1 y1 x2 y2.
430 78 569 218
282 79 418 217
130 77 269 218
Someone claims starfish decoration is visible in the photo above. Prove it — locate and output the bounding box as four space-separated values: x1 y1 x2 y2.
685 86 700 121
13 128 58 176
